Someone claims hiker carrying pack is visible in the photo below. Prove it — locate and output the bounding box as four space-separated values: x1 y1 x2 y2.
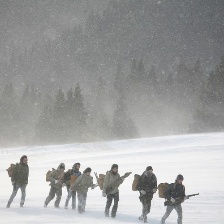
138 166 157 223
6 155 29 208
44 163 65 208
102 164 131 218
64 163 81 210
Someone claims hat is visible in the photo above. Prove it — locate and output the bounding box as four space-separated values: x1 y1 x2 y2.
176 174 184 181
146 166 153 171
73 163 80 169
20 155 27 163
111 164 118 170
84 167 91 173
59 163 65 169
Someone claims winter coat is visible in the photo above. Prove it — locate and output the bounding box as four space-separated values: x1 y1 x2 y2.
70 173 93 194
11 162 29 185
138 171 157 200
138 171 157 192
48 163 65 189
165 182 186 205
64 168 81 187
103 171 123 195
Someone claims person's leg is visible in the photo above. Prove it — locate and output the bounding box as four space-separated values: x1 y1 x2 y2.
54 188 62 208
72 191 77 209
44 187 56 207
64 189 72 208
81 193 87 212
111 193 119 218
175 204 183 224
105 194 113 217
161 205 174 224
20 184 27 207
7 184 20 207
77 192 86 213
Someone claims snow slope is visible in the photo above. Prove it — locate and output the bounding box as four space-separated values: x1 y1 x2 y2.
0 133 224 224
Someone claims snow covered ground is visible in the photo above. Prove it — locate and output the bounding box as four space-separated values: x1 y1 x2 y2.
0 132 224 224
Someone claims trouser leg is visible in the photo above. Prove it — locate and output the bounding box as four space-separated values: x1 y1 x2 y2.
111 193 119 217
175 204 183 224
65 189 72 207
20 184 27 205
8 184 20 205
72 191 76 209
54 188 62 207
45 186 56 206
161 205 174 224
77 192 87 213
105 194 113 216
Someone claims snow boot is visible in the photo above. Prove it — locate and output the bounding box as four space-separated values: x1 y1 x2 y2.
6 202 10 208
20 203 24 207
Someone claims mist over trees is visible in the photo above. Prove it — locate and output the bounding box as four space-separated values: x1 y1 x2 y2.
1 57 224 147
0 0 224 147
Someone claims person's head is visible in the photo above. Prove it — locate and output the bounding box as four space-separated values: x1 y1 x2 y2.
73 163 80 170
20 155 28 164
111 164 118 174
84 167 91 176
146 166 153 174
176 174 184 184
59 163 65 171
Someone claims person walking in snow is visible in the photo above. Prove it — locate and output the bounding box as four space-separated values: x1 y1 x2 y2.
44 163 65 208
102 164 125 218
64 162 81 209
161 174 187 224
7 155 29 208
138 166 157 223
70 167 96 213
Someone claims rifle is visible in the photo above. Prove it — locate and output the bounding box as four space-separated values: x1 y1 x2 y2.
93 172 99 188
164 193 199 206
106 172 132 194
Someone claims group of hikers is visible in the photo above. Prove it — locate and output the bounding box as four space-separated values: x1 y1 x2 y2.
6 155 189 224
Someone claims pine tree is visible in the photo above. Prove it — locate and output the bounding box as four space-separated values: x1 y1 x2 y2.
112 89 138 139
73 84 87 141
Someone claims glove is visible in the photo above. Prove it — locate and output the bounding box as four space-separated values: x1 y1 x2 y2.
11 181 15 185
170 198 175 203
55 180 59 184
91 184 97 189
152 188 157 193
62 183 66 187
184 196 189 201
102 192 107 197
140 190 146 195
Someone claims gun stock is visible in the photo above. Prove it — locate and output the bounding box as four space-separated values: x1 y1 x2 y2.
164 193 199 206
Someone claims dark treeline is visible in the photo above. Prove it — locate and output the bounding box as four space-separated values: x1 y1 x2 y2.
0 56 224 147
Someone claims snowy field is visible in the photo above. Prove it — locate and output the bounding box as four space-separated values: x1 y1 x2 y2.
0 133 224 224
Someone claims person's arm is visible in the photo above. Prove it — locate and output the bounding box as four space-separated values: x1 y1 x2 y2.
102 172 109 194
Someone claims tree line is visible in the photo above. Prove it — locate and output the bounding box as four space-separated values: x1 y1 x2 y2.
0 56 224 147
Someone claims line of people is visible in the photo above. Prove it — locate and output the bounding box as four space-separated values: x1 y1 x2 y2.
6 155 187 224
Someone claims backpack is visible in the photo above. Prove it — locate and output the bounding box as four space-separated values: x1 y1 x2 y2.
6 164 16 177
132 174 140 191
46 168 55 182
158 182 169 198
98 174 105 190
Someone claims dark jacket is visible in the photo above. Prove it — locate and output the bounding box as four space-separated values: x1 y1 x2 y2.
138 171 157 194
165 182 186 205
64 168 81 186
11 162 29 185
